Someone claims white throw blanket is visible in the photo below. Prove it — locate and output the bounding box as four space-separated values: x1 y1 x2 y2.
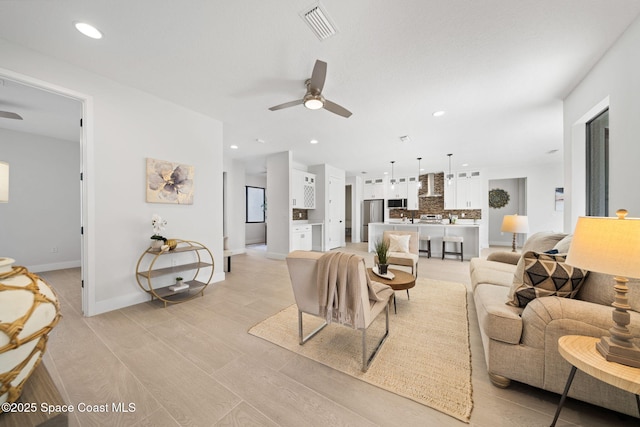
317 252 388 327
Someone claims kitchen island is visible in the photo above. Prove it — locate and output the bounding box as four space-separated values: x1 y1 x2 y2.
368 221 481 260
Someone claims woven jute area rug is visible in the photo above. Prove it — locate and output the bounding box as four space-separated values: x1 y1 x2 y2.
248 278 473 422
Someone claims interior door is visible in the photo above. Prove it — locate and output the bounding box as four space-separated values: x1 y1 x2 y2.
328 174 345 249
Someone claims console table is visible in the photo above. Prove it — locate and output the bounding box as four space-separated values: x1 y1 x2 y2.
135 239 214 307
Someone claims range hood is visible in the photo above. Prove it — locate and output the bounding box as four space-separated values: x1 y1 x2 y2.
421 173 442 197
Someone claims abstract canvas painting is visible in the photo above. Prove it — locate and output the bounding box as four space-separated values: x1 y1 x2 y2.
146 158 194 204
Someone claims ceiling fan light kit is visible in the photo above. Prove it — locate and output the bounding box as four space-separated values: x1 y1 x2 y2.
269 59 352 118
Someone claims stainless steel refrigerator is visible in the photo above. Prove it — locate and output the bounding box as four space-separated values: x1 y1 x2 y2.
362 199 384 242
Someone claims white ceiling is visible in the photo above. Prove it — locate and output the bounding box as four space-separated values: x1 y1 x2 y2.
0 1 639 177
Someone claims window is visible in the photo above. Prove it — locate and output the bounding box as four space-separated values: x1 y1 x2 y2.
586 109 609 216
246 186 265 223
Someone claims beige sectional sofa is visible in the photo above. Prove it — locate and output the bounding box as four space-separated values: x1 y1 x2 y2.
470 232 640 417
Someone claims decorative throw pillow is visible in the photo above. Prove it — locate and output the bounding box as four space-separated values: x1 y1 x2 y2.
552 234 573 254
506 251 589 308
388 234 411 253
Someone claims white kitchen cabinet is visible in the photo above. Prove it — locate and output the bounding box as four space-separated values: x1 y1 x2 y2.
292 224 312 251
386 176 408 199
445 170 482 209
444 173 456 210
363 177 386 199
292 169 316 209
407 176 419 210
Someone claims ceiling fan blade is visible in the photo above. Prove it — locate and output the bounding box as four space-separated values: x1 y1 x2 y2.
0 111 23 120
309 60 327 93
268 99 304 111
323 100 352 118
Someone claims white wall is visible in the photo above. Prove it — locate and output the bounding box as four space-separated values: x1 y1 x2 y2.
564 16 640 230
487 178 526 247
266 151 291 259
223 157 248 253
0 38 224 316
485 161 564 248
0 129 81 271
245 174 266 245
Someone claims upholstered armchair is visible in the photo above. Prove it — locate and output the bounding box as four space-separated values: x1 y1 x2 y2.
374 230 420 277
286 250 394 372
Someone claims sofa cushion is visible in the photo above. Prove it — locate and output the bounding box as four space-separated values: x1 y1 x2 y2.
486 251 521 265
577 272 640 313
507 251 589 307
469 258 516 291
521 232 567 253
474 283 523 344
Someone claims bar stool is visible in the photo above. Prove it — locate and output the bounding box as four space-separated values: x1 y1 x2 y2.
419 234 431 258
442 235 464 262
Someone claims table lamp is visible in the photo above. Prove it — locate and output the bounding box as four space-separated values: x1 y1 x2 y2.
0 161 8 203
565 209 640 368
501 214 529 252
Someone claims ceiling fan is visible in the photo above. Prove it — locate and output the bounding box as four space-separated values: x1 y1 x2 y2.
268 60 352 118
0 111 23 120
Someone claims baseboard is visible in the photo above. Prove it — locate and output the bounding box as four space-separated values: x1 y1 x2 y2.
89 271 227 316
266 251 287 260
28 260 81 273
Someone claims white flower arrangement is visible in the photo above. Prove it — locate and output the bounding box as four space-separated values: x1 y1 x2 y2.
151 214 168 240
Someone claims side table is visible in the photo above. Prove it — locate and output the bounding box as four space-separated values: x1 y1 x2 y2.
366 268 415 313
550 335 640 426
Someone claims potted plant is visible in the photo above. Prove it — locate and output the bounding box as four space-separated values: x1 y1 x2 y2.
175 276 183 285
375 238 390 275
150 214 168 249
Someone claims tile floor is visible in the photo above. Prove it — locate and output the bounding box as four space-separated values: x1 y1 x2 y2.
31 243 639 426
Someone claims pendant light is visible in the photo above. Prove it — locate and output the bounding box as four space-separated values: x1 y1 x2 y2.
390 160 396 189
416 157 422 189
447 153 453 186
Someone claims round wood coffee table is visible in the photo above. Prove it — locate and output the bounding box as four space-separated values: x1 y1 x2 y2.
367 268 416 313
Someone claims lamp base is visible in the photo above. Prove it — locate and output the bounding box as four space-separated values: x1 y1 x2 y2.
596 336 640 368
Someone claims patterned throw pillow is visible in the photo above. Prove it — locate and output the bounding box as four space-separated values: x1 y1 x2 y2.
506 251 589 307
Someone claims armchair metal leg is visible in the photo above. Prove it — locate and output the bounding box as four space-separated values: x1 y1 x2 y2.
298 310 328 345
361 302 390 372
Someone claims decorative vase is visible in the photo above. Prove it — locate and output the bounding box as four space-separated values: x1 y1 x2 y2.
150 239 163 249
0 257 61 410
378 263 389 275
166 239 178 250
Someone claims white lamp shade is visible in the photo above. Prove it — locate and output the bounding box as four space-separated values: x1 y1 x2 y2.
0 162 8 203
566 214 640 279
501 214 529 234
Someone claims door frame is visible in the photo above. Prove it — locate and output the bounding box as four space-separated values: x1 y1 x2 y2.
0 67 94 315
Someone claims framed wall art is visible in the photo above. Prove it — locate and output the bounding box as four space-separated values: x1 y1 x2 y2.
146 158 194 204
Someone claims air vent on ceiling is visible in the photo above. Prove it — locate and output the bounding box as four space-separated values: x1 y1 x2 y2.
299 3 338 40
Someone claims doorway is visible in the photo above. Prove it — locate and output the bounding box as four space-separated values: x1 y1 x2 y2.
345 184 352 242
488 178 527 248
0 71 87 314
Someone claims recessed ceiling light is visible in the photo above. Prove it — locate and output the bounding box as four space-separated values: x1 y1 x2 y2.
310 139 319 144
399 135 410 143
256 138 266 144
230 145 239 150
383 171 388 175
74 22 103 39
462 163 469 167
433 110 446 117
